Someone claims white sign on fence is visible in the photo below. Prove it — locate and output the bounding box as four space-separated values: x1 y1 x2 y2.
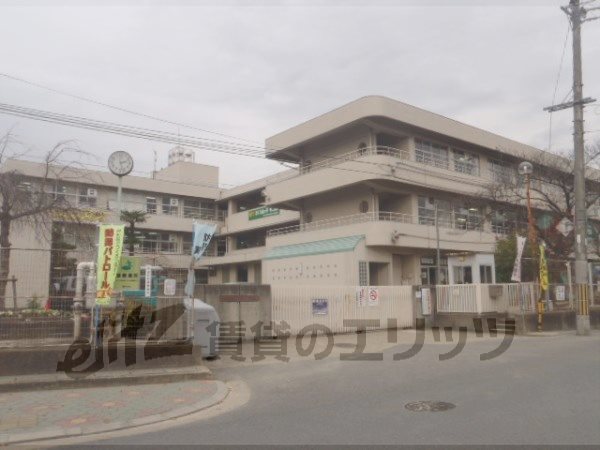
555 285 566 301
368 287 379 306
421 288 432 315
164 278 177 296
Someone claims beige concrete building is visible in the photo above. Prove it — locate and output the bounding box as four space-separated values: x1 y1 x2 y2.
4 95 590 304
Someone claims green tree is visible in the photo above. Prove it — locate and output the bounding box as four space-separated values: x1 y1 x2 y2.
120 210 148 256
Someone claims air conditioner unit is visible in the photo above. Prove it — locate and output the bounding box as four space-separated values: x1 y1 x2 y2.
170 198 179 206
87 188 97 197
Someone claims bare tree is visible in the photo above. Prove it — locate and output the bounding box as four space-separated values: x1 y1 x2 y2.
0 133 86 309
482 139 600 258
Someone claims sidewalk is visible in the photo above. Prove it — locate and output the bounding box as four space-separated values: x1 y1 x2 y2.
0 378 228 444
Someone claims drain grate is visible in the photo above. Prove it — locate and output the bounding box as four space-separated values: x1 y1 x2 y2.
405 401 456 412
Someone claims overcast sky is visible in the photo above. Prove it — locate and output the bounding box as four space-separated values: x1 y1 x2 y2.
1 0 599 188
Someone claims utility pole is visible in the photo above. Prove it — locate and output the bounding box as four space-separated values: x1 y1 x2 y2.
544 0 599 335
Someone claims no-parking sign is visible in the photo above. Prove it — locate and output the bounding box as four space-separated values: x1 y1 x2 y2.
368 287 379 306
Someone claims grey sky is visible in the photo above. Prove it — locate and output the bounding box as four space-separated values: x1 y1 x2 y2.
1 1 599 187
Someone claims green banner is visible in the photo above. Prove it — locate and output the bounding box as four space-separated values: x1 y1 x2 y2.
96 224 125 306
248 206 280 221
115 256 141 291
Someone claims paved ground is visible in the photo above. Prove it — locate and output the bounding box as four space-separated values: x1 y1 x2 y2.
0 378 228 444
51 329 600 447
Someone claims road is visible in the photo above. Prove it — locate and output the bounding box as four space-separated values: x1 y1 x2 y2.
62 330 600 446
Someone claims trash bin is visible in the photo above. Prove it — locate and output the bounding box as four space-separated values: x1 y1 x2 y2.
188 299 220 359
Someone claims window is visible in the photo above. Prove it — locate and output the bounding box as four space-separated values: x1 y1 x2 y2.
304 212 313 223
491 210 515 234
480 265 493 284
237 265 248 283
194 269 208 285
453 149 479 176
183 199 214 219
418 197 481 230
146 197 157 214
162 197 178 215
182 233 193 254
454 205 482 230
236 231 265 249
357 142 367 156
217 237 227 256
359 261 368 286
453 266 473 284
489 159 514 184
415 139 449 170
138 232 178 253
359 200 369 213
78 186 97 208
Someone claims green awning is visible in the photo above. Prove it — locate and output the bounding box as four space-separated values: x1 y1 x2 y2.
264 235 364 260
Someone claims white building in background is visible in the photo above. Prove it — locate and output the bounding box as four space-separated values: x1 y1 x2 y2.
6 95 585 304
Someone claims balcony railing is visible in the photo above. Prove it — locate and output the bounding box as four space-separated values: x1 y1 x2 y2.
267 210 501 238
285 144 512 185
299 146 410 175
267 211 413 237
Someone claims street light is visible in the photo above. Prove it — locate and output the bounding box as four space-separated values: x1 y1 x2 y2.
518 161 542 331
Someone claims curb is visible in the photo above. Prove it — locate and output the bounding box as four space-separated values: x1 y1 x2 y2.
0 365 213 393
0 380 229 445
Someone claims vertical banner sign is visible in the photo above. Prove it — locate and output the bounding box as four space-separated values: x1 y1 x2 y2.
356 287 367 307
539 243 549 292
192 223 218 261
511 235 527 282
95 225 125 306
144 266 152 298
185 222 218 297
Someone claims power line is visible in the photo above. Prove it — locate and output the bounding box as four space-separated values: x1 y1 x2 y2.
548 22 571 152
0 72 280 151
0 102 269 158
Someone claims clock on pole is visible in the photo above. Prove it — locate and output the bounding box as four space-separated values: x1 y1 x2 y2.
108 151 134 215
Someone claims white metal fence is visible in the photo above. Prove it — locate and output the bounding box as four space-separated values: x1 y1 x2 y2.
271 285 414 335
436 282 540 314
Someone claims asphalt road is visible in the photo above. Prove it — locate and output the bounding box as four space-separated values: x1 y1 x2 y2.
73 330 600 446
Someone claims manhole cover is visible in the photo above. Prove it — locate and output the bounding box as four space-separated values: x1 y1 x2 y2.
334 343 356 348
405 401 456 412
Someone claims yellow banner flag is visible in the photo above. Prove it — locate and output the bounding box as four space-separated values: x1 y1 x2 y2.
539 243 549 292
96 224 125 306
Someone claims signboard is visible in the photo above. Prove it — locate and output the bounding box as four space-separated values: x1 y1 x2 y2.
312 298 328 315
164 278 177 296
248 206 280 221
356 287 367 306
95 225 125 306
511 235 527 282
421 288 432 315
367 287 379 307
115 256 141 290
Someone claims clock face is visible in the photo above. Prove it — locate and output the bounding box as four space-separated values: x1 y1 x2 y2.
108 151 134 176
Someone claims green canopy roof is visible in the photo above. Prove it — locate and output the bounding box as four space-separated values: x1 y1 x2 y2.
264 235 364 260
